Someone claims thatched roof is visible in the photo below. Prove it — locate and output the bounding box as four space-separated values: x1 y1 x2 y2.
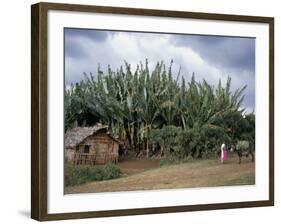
65 125 110 148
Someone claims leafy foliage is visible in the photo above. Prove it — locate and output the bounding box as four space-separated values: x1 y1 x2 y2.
65 163 121 186
65 60 255 161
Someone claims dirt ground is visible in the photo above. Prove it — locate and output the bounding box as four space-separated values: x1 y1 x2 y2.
65 154 255 194
117 158 160 175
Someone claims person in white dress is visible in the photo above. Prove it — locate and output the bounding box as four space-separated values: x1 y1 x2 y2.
221 143 226 164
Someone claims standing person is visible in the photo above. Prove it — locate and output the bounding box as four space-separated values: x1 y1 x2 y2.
221 143 228 163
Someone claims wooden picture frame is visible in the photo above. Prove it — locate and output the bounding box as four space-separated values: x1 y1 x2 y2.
31 2 274 221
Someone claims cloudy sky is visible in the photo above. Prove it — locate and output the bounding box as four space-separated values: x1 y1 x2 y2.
64 28 255 113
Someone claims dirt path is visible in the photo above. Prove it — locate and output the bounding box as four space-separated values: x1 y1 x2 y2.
65 155 255 194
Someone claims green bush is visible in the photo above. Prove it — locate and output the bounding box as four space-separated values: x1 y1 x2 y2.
103 163 122 180
181 155 194 163
65 163 121 187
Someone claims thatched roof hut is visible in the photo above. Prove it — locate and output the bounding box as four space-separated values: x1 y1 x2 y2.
65 125 109 148
65 125 119 165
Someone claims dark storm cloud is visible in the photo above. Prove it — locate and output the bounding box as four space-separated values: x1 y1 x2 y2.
172 35 255 72
64 29 111 59
65 37 87 59
65 28 109 42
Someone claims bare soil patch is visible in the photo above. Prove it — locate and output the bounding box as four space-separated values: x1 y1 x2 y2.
118 158 160 175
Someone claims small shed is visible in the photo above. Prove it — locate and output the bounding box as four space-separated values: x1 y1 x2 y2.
65 125 119 165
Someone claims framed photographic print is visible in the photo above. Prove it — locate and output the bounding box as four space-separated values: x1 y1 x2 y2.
31 2 274 221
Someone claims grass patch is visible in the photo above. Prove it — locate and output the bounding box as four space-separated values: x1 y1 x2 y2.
224 174 255 186
160 155 194 167
65 163 121 187
159 157 179 167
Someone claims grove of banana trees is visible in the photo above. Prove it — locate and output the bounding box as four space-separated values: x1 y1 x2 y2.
65 60 255 160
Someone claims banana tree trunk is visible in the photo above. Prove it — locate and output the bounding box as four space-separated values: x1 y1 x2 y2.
124 129 132 150
160 143 164 157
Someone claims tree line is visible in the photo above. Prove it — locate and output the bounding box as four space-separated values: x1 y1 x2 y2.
65 60 255 160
